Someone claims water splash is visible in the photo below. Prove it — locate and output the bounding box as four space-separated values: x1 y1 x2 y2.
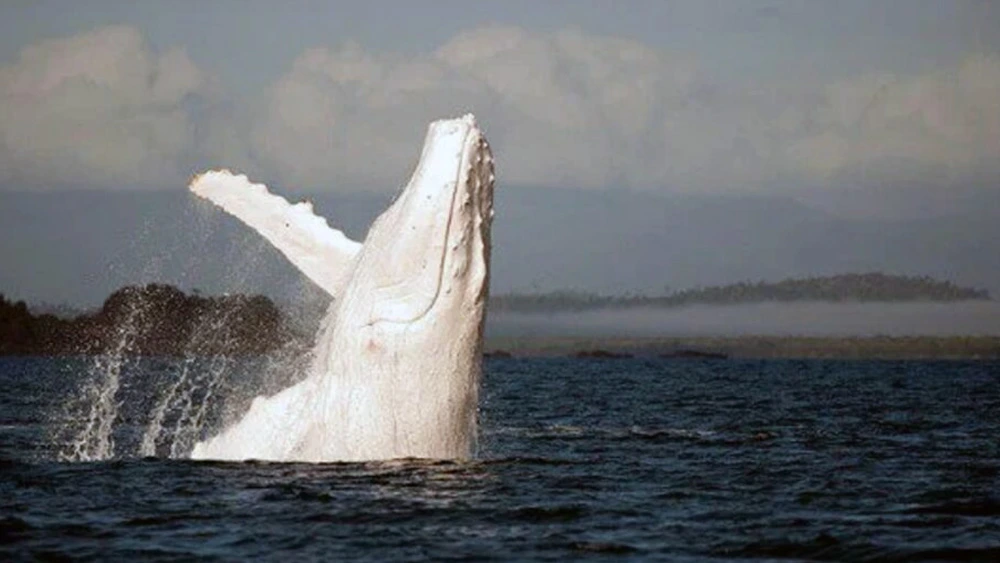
58 301 142 461
57 333 304 461
138 357 192 457
167 354 230 458
53 195 307 462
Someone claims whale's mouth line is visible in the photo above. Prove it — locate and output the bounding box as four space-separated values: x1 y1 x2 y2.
367 126 476 327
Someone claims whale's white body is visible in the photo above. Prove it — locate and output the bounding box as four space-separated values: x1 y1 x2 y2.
188 115 494 462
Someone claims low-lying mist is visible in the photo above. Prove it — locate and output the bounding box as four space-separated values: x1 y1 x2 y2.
486 301 1000 338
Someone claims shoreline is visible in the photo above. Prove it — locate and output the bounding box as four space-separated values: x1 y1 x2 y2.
485 335 1000 360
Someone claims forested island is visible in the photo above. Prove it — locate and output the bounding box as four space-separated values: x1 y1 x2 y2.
1 273 995 357
0 284 297 356
491 272 991 313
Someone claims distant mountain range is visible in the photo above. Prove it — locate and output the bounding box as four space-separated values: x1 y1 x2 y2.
2 186 998 306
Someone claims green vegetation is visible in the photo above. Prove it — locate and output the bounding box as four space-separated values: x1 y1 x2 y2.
491 272 991 313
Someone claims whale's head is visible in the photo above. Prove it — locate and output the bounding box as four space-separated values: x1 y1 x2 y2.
335 114 495 354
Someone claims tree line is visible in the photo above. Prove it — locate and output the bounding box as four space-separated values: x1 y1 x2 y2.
0 284 297 356
490 272 991 313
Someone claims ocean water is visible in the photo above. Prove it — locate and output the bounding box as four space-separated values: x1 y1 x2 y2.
2 356 999 561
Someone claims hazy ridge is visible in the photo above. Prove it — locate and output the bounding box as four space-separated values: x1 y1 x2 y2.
492 272 990 313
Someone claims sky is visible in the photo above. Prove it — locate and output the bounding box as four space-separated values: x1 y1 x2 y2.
1 0 997 196
1 1 998 305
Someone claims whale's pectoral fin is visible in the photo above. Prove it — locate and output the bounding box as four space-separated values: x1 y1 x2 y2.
190 170 362 297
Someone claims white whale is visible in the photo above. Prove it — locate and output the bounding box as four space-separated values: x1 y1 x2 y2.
187 114 495 462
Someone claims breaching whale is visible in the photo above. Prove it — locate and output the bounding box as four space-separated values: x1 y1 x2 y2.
187 114 494 462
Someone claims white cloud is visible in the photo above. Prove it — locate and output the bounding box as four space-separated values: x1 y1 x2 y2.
0 25 219 189
2 25 997 194
251 26 702 191
254 25 999 193
787 55 1000 185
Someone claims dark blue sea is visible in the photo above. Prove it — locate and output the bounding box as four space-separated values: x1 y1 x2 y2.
2 356 999 561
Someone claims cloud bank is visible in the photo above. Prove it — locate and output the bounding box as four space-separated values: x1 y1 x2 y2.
0 26 223 189
1 24 998 193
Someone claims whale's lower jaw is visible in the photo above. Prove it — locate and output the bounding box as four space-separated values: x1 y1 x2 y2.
189 367 479 462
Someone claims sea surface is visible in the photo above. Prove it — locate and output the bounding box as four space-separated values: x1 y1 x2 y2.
2 356 999 561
